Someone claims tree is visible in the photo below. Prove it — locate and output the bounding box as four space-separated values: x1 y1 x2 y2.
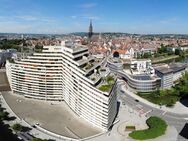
12 123 23 132
113 51 119 58
0 111 8 120
142 52 152 58
167 50 174 55
35 45 43 53
158 44 167 54
175 49 180 55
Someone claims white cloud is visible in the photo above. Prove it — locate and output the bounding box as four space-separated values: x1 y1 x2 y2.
70 14 100 20
160 17 177 24
0 22 32 33
81 15 100 20
14 15 56 23
71 15 77 19
79 3 97 8
15 15 38 21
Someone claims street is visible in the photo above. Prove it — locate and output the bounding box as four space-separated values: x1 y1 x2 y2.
117 80 188 141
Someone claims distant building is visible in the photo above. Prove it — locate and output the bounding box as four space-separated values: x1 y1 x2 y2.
0 49 17 68
112 48 134 59
88 20 93 39
167 46 188 52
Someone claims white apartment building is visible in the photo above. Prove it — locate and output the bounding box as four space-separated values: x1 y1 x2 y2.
6 41 117 131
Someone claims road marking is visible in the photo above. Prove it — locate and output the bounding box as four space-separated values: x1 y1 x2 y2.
162 111 167 115
145 110 152 115
136 104 143 109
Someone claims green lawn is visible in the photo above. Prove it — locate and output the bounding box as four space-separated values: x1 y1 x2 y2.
129 116 167 140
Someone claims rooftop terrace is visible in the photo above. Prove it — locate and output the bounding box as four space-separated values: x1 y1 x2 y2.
97 74 116 92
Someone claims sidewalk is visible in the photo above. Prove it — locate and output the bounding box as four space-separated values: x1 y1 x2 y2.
120 83 188 116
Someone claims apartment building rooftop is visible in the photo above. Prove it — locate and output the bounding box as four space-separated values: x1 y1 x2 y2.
62 41 88 53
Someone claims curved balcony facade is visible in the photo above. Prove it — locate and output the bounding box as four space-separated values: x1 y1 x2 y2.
6 44 117 131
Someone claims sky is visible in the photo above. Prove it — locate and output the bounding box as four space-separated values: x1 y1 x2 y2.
0 0 188 34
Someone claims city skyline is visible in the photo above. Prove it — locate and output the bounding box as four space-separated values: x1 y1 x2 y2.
0 0 188 34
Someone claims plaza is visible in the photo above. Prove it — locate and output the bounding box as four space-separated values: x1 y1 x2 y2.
1 91 101 139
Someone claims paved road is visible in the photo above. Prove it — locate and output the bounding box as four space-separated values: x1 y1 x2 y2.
117 80 188 141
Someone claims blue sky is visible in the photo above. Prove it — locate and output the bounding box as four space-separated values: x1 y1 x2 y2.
0 0 188 34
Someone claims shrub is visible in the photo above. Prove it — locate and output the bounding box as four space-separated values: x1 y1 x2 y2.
99 84 111 92
31 138 43 141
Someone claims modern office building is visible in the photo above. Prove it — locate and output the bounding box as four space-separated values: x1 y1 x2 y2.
107 58 161 92
6 41 117 131
155 63 187 89
155 67 173 89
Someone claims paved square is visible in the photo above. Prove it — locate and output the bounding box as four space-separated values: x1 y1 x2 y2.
0 71 10 91
2 91 101 139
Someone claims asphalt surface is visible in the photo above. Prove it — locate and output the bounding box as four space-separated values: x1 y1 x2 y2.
117 80 188 141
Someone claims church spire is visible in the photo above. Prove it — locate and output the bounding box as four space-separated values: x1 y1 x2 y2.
88 19 93 39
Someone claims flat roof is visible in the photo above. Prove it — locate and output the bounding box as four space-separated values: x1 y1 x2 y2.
155 67 173 74
155 63 187 74
169 64 186 73
132 75 152 80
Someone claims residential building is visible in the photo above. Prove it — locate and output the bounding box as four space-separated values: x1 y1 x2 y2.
6 41 117 131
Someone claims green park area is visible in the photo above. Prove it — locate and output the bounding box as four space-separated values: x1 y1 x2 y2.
0 39 43 53
129 116 167 140
138 71 188 107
